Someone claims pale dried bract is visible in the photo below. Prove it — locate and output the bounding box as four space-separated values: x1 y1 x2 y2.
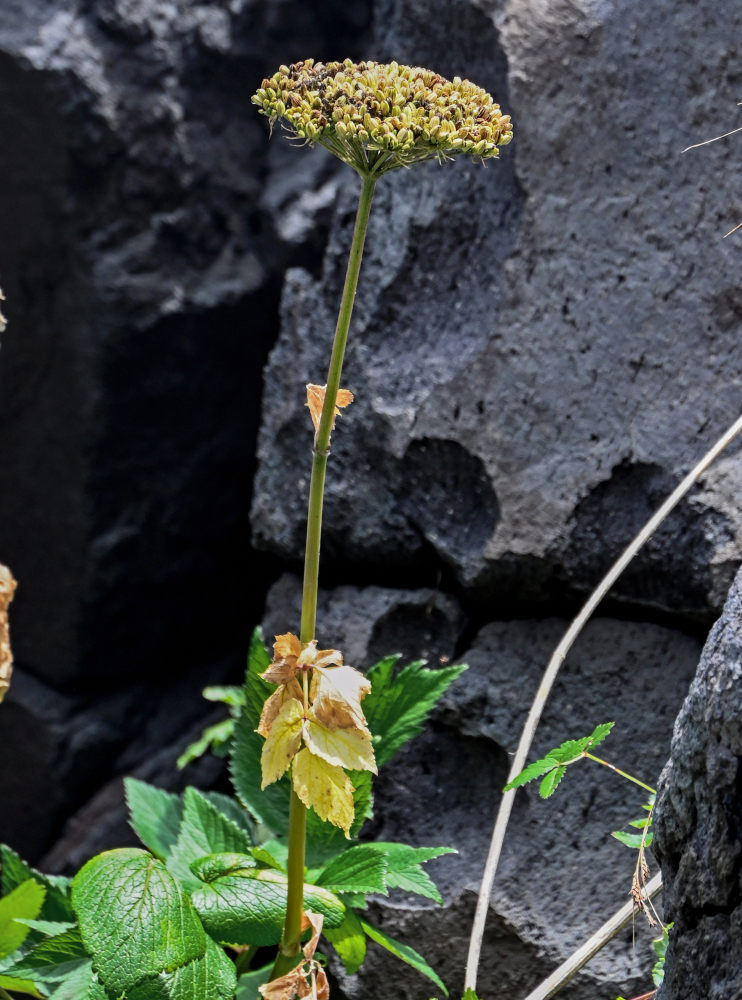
0 564 17 703
253 59 513 176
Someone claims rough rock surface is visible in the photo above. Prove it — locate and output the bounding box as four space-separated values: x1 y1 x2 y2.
0 0 739 997
262 572 466 666
654 566 742 1000
0 0 371 689
251 0 742 618
0 0 371 855
283 591 701 1000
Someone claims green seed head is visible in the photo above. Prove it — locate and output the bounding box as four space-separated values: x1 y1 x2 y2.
252 59 513 176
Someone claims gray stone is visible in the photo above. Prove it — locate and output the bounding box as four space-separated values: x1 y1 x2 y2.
251 0 742 620
262 573 466 667
0 657 233 865
291 594 700 999
0 0 372 687
654 566 742 1000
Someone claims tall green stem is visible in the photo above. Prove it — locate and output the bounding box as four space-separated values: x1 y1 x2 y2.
271 172 377 981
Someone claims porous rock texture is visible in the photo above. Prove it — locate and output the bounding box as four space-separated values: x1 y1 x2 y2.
654 565 742 1000
252 0 742 617
263 581 701 999
0 0 372 857
0 0 740 997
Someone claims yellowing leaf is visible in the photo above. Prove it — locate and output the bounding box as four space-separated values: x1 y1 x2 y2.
257 678 303 737
261 698 304 787
311 664 371 731
306 383 354 433
292 747 355 835
303 712 377 774
0 564 17 704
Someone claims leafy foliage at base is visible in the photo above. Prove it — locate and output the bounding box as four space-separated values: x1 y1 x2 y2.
0 629 464 998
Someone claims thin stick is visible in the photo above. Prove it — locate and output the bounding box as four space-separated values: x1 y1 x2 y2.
520 872 662 1000
464 409 742 993
682 123 742 152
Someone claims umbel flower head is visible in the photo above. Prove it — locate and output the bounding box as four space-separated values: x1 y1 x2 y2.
252 59 513 176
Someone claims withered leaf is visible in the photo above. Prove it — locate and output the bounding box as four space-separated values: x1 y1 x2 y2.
258 677 303 737
303 710 377 774
306 383 354 433
274 632 302 660
0 564 17 704
292 746 355 835
310 664 371 732
261 697 304 787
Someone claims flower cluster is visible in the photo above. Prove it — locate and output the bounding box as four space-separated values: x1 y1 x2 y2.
252 59 513 176
258 633 376 835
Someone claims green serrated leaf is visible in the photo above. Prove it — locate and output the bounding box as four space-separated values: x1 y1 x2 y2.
549 738 590 763
191 868 344 947
249 847 285 872
652 923 672 985
629 817 650 829
71 848 206 995
0 879 46 959
125 778 184 861
539 765 567 798
0 972 45 997
177 719 236 770
586 721 615 749
126 935 236 1000
198 792 255 838
0 847 73 924
503 755 559 792
462 990 480 1000
505 725 614 794
315 845 389 895
235 963 273 1000
44 960 93 999
247 628 272 676
190 853 257 884
324 908 366 974
611 830 653 849
361 919 448 996
87 972 108 1000
13 920 75 936
202 686 246 709
167 787 252 891
363 658 468 768
374 843 455 904
2 927 89 986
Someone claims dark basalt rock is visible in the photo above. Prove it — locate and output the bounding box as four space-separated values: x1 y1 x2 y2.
250 0 742 619
654 566 742 1000
286 595 701 1000
262 573 466 667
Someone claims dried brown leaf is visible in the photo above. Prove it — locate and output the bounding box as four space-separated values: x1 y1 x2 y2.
257 677 303 737
259 914 328 1000
0 564 17 703
310 664 371 731
306 384 354 433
